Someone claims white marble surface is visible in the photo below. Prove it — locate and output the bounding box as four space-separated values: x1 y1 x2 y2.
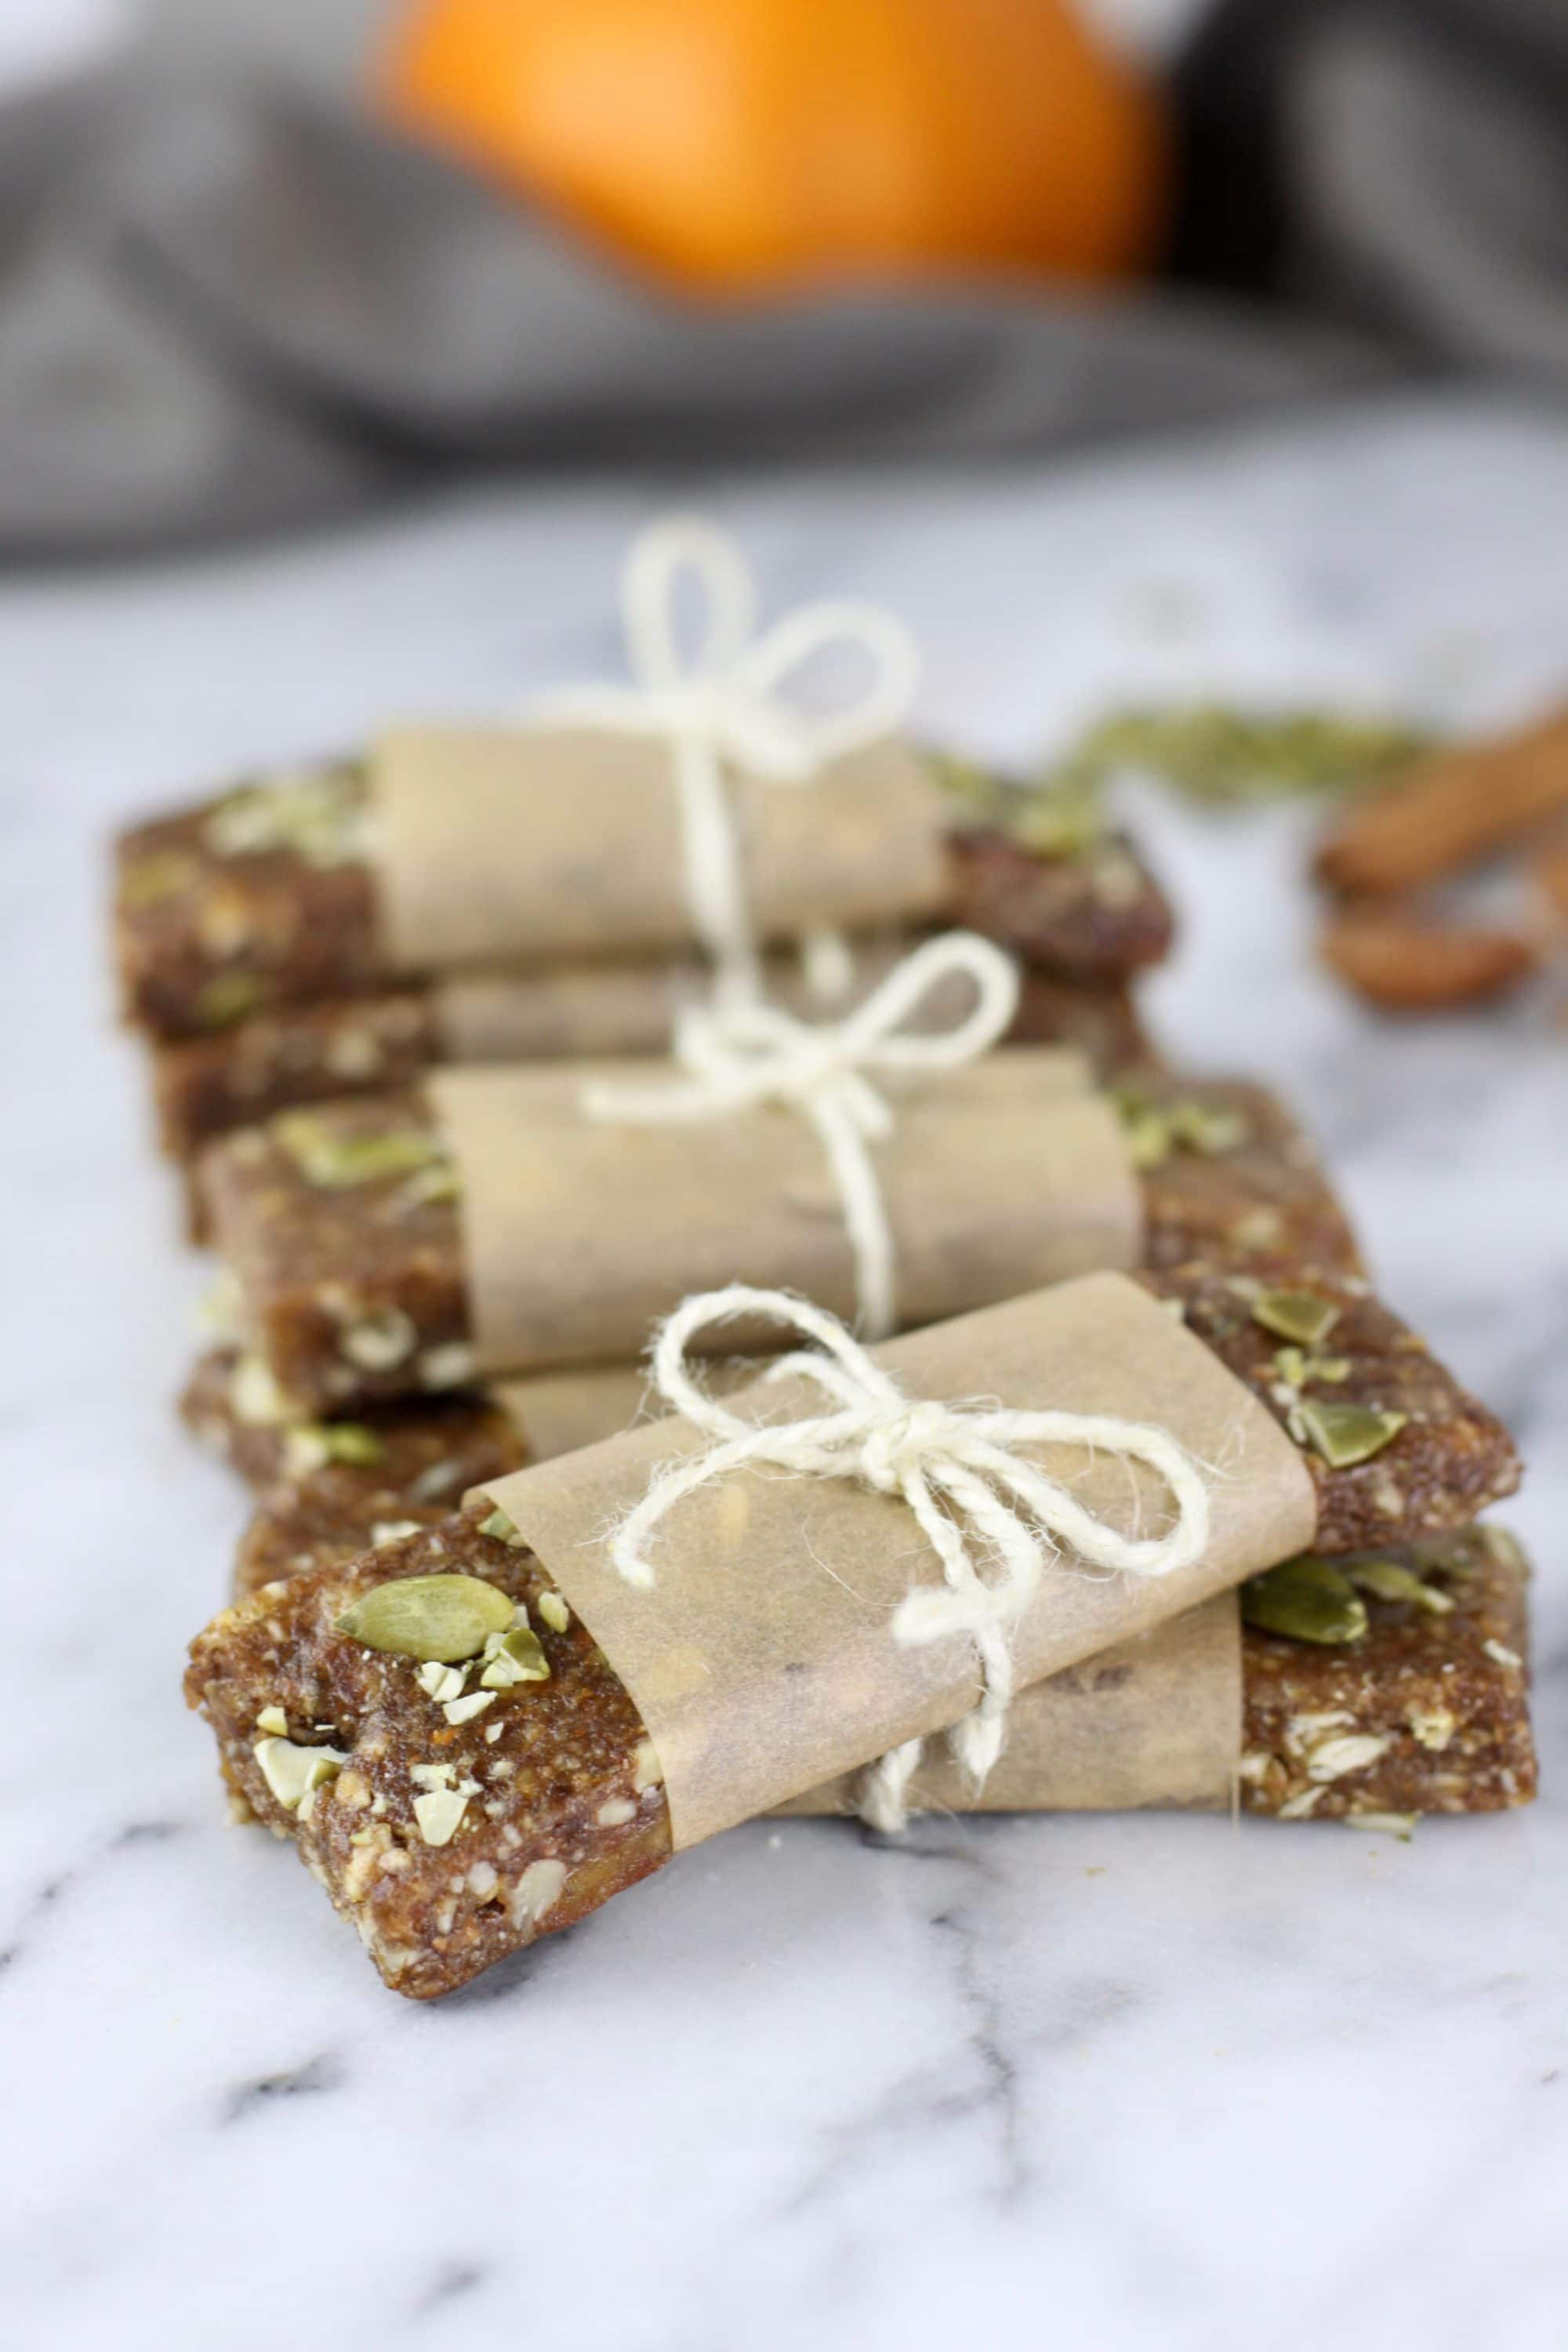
2 392 1565 2352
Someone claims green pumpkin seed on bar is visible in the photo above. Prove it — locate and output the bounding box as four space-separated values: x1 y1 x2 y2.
336 1573 514 1661
1297 1402 1408 1469
1251 1290 1342 1347
194 971 265 1029
1241 1558 1369 1645
274 1112 447 1191
1166 1101 1250 1157
477 1504 530 1548
1345 1559 1454 1613
480 1626 551 1688
122 851 200 908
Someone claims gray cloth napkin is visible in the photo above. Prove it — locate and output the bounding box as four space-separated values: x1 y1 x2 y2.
1 0 1564 557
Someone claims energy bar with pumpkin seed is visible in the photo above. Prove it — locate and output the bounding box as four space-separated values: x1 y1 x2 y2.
114 755 1173 1041
196 1076 1363 1415
186 1490 1529 2004
150 960 1158 1174
180 1343 528 1505
227 1473 1537 1822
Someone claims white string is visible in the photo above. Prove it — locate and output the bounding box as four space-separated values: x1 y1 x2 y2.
583 931 1020 1341
611 1285 1213 1834
530 515 920 1005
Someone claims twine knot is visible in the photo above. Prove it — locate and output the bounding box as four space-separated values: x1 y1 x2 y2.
532 515 920 1001
612 1285 1213 1834
583 930 1021 1338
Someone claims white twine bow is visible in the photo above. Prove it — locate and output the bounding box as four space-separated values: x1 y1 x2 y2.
532 515 920 1004
611 1286 1213 1834
583 930 1021 1341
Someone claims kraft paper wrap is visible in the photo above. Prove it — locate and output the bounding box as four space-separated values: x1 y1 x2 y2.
492 1357 775 1462
477 1273 1316 1849
433 938 932 1065
430 1049 1136 1374
491 1359 1243 1817
776 1594 1243 1817
372 725 949 972
492 1366 655 1460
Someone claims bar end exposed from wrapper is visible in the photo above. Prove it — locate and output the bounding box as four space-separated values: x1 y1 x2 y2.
476 1272 1316 1852
372 727 950 972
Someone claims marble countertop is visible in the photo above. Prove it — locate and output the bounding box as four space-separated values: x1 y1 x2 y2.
2 391 1563 2352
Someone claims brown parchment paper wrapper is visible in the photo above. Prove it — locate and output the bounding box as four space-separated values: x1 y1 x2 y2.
494 1357 1243 1815
775 1593 1243 1817
492 1366 655 1461
477 1272 1316 1849
372 725 949 972
434 937 935 1065
432 1048 1136 1375
492 1357 778 1462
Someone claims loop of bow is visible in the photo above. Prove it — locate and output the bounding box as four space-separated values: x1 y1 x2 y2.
531 515 920 1000
582 931 1022 1340
611 1285 1213 1832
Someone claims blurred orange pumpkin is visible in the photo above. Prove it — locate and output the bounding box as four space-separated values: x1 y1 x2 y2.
378 0 1169 294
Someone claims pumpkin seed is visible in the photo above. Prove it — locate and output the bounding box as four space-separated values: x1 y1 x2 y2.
336 1573 514 1661
477 1504 528 1547
1167 1100 1250 1156
1345 1559 1454 1613
194 971 265 1029
121 850 199 907
1241 1557 1368 1646
274 1113 446 1191
1251 1290 1342 1347
1297 1402 1407 1469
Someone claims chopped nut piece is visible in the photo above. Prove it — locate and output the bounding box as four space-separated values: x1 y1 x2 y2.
282 1421 385 1478
442 1691 496 1726
337 1307 418 1373
412 1788 469 1846
536 1590 570 1633
230 1355 291 1428
256 1704 289 1737
1304 1732 1392 1782
254 1737 347 1810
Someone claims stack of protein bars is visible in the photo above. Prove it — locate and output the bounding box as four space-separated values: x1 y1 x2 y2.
112 627 1532 2009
